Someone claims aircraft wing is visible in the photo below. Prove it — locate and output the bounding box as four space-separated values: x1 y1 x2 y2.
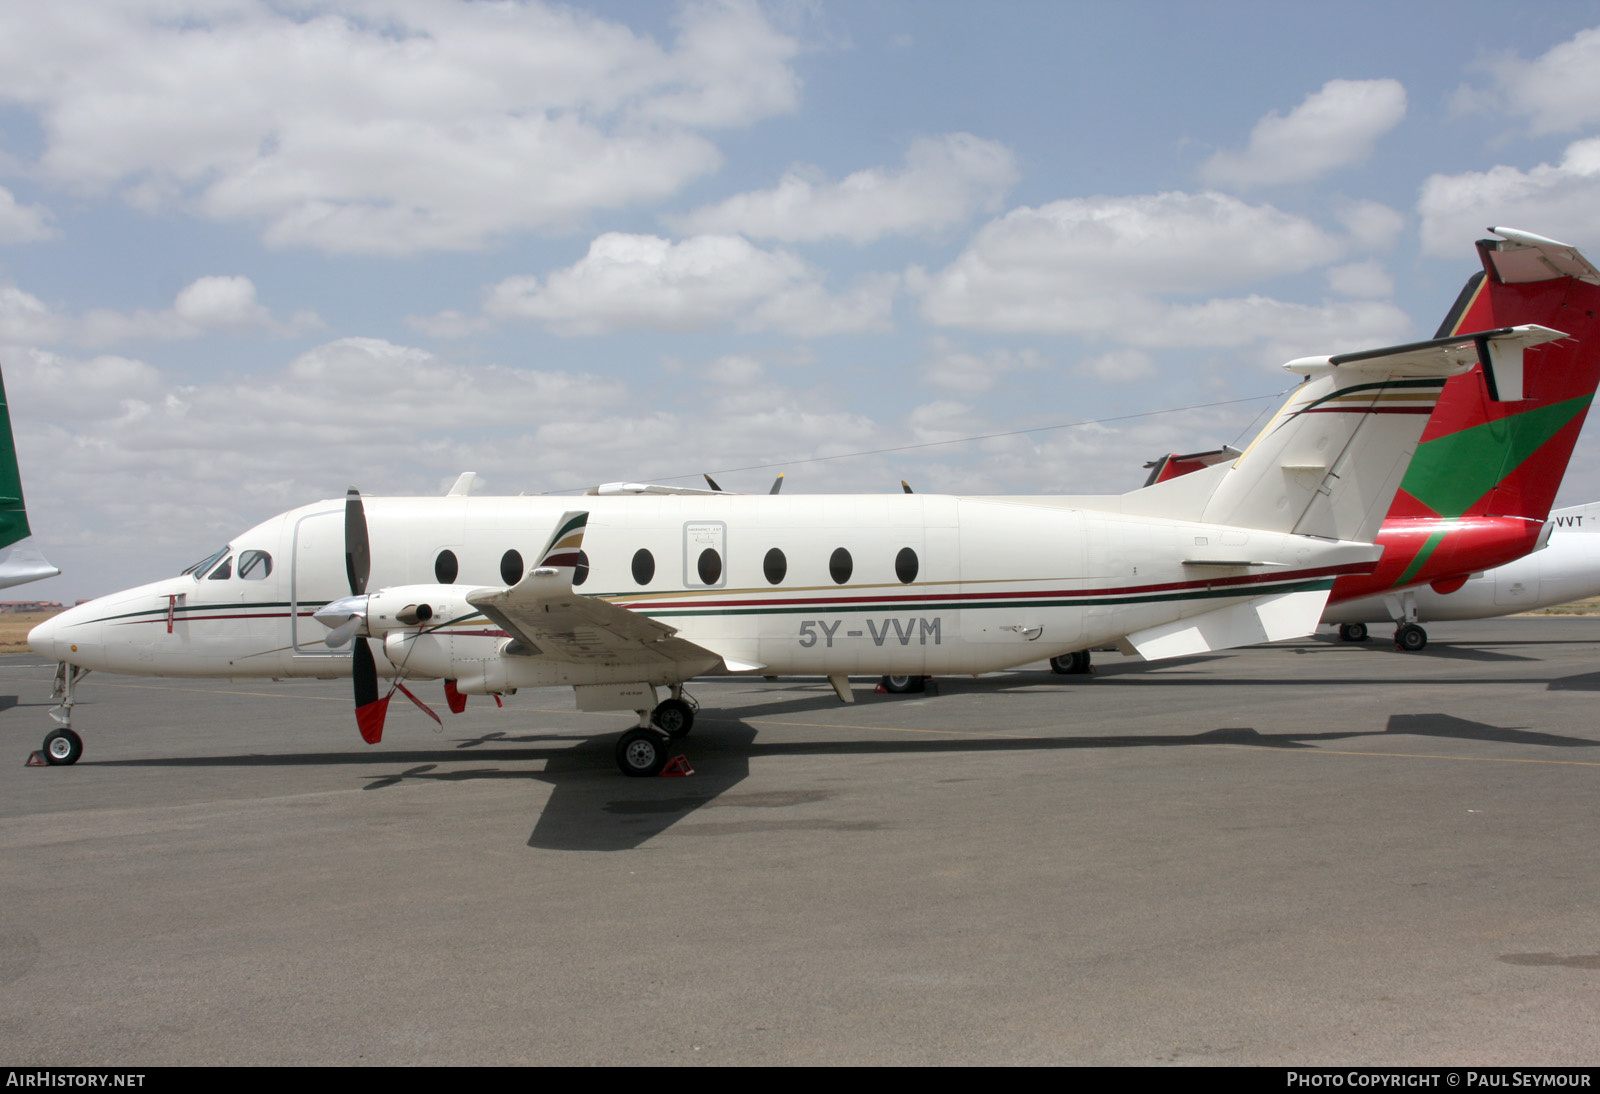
463 511 734 674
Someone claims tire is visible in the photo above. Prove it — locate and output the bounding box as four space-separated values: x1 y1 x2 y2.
1395 623 1428 652
43 728 82 766
881 674 925 694
1050 651 1092 675
616 728 669 777
1339 623 1369 643
651 698 695 739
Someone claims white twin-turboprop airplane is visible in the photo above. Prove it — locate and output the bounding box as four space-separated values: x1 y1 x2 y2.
26 246 1558 775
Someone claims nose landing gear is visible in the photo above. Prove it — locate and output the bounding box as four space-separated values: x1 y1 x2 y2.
38 662 89 766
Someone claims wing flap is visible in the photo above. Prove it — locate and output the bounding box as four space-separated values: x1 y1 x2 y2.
1119 588 1332 661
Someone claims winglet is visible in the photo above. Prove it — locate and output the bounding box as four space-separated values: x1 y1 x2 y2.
534 511 588 574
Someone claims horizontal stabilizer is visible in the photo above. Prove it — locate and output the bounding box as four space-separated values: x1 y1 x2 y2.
1119 588 1331 661
1287 324 1567 403
0 540 59 589
1483 228 1600 285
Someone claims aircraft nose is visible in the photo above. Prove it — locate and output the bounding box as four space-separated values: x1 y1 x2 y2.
28 613 61 660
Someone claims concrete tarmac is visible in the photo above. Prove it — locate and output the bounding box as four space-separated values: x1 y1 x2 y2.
2 618 1598 1065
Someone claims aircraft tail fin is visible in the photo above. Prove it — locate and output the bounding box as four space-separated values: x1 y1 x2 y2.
1396 228 1600 524
1122 326 1553 542
0 361 56 588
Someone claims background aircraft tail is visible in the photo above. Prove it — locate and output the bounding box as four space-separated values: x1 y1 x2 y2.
0 361 58 589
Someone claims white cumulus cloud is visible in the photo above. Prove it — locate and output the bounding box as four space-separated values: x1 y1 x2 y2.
669 133 1018 243
76 275 322 346
1201 78 1407 187
913 191 1357 341
1454 26 1600 134
1417 138 1600 256
485 232 895 336
0 286 68 344
0 1 800 255
0 186 53 243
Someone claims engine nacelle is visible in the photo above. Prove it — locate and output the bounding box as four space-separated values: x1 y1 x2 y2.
364 584 486 638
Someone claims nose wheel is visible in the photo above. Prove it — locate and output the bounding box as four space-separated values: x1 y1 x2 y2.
42 728 82 766
36 662 89 766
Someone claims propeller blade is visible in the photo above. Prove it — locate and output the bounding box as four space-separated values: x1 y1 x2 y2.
704 474 723 492
444 679 468 714
769 473 784 495
352 638 387 744
901 480 914 494
344 487 370 596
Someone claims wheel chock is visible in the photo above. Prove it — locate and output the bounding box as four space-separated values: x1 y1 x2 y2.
873 682 887 694
660 754 694 777
25 750 46 767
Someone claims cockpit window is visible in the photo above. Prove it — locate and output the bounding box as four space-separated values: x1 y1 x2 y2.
182 546 229 579
237 550 273 580
207 556 233 580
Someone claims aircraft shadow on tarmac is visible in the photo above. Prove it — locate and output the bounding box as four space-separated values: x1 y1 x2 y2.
79 707 1598 852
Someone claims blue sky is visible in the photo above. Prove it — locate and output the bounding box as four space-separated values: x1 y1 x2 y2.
5 0 1600 599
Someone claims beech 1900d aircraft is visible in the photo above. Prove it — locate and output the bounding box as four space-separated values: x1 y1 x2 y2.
26 234 1567 775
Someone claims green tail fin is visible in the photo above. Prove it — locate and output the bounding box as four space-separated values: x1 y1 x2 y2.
0 364 34 551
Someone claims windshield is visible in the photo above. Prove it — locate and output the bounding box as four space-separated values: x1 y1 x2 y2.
181 545 230 579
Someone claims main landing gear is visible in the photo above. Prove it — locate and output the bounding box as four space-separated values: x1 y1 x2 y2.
614 685 697 777
1337 623 1369 643
38 662 88 766
1049 650 1092 675
880 674 926 694
1395 623 1428 652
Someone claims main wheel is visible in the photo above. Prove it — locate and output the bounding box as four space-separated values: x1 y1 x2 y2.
1339 623 1369 642
43 728 82 766
881 674 925 694
616 728 670 778
1395 623 1428 652
1050 651 1092 675
651 698 695 739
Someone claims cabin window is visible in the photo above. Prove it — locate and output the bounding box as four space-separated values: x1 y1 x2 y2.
763 547 787 585
500 549 524 586
238 550 273 581
632 548 655 586
434 550 459 584
895 547 918 585
829 547 853 585
697 548 722 586
207 556 233 580
573 550 590 586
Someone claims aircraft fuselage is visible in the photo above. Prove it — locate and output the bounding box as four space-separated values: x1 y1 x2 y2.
32 492 1375 688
